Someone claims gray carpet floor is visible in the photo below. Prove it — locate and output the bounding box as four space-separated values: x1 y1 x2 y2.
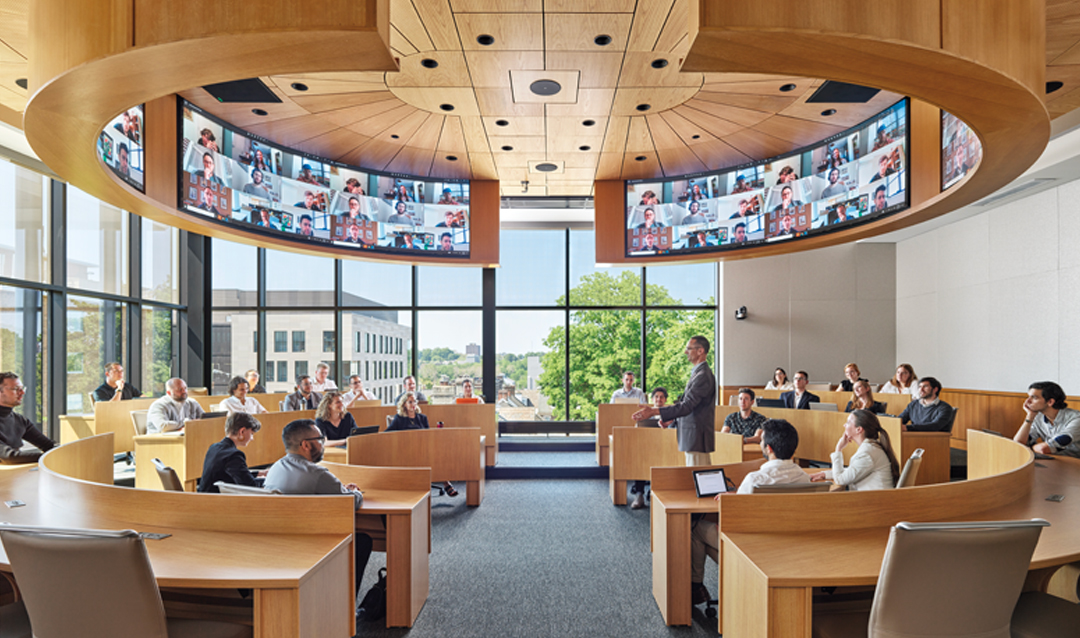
494 452 598 467
355 478 720 637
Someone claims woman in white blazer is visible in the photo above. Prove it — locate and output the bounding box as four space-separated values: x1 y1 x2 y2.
810 409 899 491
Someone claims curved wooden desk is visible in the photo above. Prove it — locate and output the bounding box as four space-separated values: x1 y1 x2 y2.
759 388 913 416
608 428 743 505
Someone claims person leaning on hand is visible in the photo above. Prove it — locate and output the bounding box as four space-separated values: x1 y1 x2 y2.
1014 381 1080 458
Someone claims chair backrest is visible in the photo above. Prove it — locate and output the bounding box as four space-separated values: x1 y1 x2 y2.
806 383 833 393
386 414 394 429
215 481 281 495
809 402 838 412
896 448 925 488
869 519 1049 638
728 394 739 406
130 410 149 436
279 400 287 412
752 482 831 494
0 525 169 638
948 406 960 431
209 403 221 412
151 458 183 492
187 387 209 396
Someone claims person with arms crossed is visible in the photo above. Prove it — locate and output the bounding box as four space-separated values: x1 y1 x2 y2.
245 369 267 394
899 376 953 432
263 419 374 613
721 388 767 444
221 376 268 415
1013 381 1080 458
311 362 338 393
611 370 646 403
879 363 918 398
92 361 141 403
689 419 810 604
780 370 819 409
197 411 267 493
146 377 205 434
341 375 377 407
0 372 56 464
632 336 715 466
283 375 322 412
393 375 427 405
810 409 899 490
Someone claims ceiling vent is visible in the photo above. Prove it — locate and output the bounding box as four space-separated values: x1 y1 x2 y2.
806 81 880 104
975 178 1055 207
202 78 282 104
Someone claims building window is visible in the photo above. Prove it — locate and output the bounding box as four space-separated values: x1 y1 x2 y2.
323 330 334 353
253 331 258 353
294 360 308 381
276 361 287 383
354 332 361 353
274 331 287 353
266 361 274 381
292 330 305 353
365 360 369 381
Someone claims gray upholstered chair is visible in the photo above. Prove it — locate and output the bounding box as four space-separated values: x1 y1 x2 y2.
1011 590 1080 637
896 448 924 488
812 519 1049 638
0 525 251 638
752 482 831 494
214 482 280 495
130 410 149 436
152 458 184 492
0 600 31 638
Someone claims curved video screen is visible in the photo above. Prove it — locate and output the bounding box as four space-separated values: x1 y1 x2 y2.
625 99 908 257
942 111 982 191
178 99 470 257
97 105 145 192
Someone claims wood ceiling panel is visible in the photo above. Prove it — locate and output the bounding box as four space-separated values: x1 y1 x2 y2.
611 86 700 115
179 89 311 128
752 115 846 149
455 13 544 50
559 167 598 181
388 87 480 116
544 13 633 51
624 116 654 153
0 84 25 113
429 153 471 178
436 116 467 153
544 183 593 196
621 152 661 180
654 0 689 53
391 0 436 52
618 51 702 88
468 152 498 179
723 128 800 161
293 91 398 114
657 145 707 177
290 128 370 160
357 108 432 144
545 51 623 88
412 0 460 50
475 88 545 116
0 2 28 56
488 135 546 154
546 116 608 141
659 109 723 145
387 51 471 87
544 88 615 117
547 134 605 153
680 99 771 128
391 25 420 56
545 0 635 12
450 0 540 12
243 116 342 148
644 112 686 149
318 99 409 128
465 50 543 88
270 75 388 97
1046 0 1080 62
1046 84 1080 118
460 116 491 151
692 91 801 114
560 151 600 169
503 184 546 196
777 90 904 128
625 0 675 52
346 139 404 171
601 115 629 154
385 145 436 176
596 152 624 179
1046 65 1080 115
700 78 814 96
404 113 447 150
484 115 544 136
688 139 752 172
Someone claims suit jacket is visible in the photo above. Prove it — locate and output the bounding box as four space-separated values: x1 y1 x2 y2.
198 437 257 493
283 390 322 412
780 390 819 410
658 361 716 453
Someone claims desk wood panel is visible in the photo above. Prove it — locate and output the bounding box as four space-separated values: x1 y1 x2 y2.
967 428 1034 479
899 431 951 485
609 428 744 504
92 397 160 453
58 415 94 446
39 431 114 484
346 405 397 429
420 404 498 466
596 403 644 466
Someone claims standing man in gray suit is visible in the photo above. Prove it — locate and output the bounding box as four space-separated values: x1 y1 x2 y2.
632 335 716 465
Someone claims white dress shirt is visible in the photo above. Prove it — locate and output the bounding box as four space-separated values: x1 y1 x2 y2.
736 459 812 494
221 396 268 414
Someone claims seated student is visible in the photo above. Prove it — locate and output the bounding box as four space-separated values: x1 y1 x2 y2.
899 377 953 432
387 392 457 497
92 361 142 403
458 378 484 403
315 391 356 448
765 367 793 391
810 409 899 491
197 411 267 493
780 371 819 409
146 378 205 434
628 387 675 510
310 362 338 393
221 376 268 415
1014 381 1080 458
721 388 767 444
264 420 374 609
283 375 322 412
690 419 809 604
879 363 918 398
837 363 868 392
393 376 427 405
845 380 886 415
342 375 377 407
610 370 646 403
0 372 57 464
245 369 267 394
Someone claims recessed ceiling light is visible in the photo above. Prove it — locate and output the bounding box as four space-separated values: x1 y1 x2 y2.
477 34 495 46
251 108 268 116
391 134 400 139
1047 81 1064 94
820 109 837 116
446 155 458 161
594 35 612 46
635 155 647 161
290 82 309 91
421 59 439 69
691 134 701 140
780 83 797 92
440 104 455 111
651 59 669 69
583 119 596 127
636 104 651 112
530 79 562 96
495 119 509 127
535 163 559 172
579 145 591 151
14 78 27 90
501 145 514 151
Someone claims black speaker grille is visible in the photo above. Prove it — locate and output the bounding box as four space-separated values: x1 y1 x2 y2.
805 81 880 104
202 78 282 104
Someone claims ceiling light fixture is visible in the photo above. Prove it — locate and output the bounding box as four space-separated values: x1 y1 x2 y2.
290 82 309 91
251 108 268 116
391 134 400 139
446 155 458 161
477 34 495 46
636 104 651 112
440 104 455 111
14 78 28 89
583 119 596 127
579 146 591 151
594 35 612 46
421 59 439 69
635 155 647 161
530 79 562 96
1047 81 1064 94
820 109 837 116
495 120 509 127
651 59 669 69
535 163 558 172
780 83 797 92
501 145 514 151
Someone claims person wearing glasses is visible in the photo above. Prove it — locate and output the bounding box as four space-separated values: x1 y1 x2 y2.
264 419 374 607
0 372 56 464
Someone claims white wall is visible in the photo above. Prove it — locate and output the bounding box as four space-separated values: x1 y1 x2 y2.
896 182 1080 392
719 242 897 387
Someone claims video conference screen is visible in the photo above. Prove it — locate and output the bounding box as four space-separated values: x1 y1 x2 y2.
942 111 982 191
624 99 909 257
177 99 470 257
97 105 145 192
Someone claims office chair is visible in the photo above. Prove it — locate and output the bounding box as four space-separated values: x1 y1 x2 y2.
947 406 960 432
812 519 1049 638
214 482 280 495
752 482 832 494
152 458 184 492
131 410 149 436
0 524 252 638
896 448 924 488
0 573 31 638
1011 590 1080 637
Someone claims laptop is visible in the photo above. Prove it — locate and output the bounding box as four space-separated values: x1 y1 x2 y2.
349 425 380 437
755 398 786 409
692 468 730 498
202 411 229 419
809 402 838 412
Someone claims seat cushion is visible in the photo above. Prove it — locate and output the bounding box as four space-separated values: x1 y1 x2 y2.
166 618 253 638
1011 591 1080 638
812 608 870 638
0 601 32 638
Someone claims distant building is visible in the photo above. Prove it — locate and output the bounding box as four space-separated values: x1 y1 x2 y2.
464 342 480 363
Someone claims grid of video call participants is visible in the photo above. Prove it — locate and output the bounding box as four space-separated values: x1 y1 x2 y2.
625 100 909 257
97 105 145 192
942 111 983 191
178 100 471 257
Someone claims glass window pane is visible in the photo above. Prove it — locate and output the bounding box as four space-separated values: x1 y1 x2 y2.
211 310 258 395
417 310 481 404
0 160 49 283
341 309 411 405
265 311 334 392
265 249 333 306
66 186 128 296
141 306 176 397
569 230 641 306
496 310 564 421
67 295 125 415
212 238 257 307
645 309 716 399
646 263 716 306
342 260 412 307
417 266 482 307
0 286 47 424
568 309 640 421
496 230 566 306
141 220 179 304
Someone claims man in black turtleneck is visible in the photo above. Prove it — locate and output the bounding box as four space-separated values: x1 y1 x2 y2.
0 372 56 464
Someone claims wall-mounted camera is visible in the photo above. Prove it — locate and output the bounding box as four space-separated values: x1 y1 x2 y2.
734 306 748 321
